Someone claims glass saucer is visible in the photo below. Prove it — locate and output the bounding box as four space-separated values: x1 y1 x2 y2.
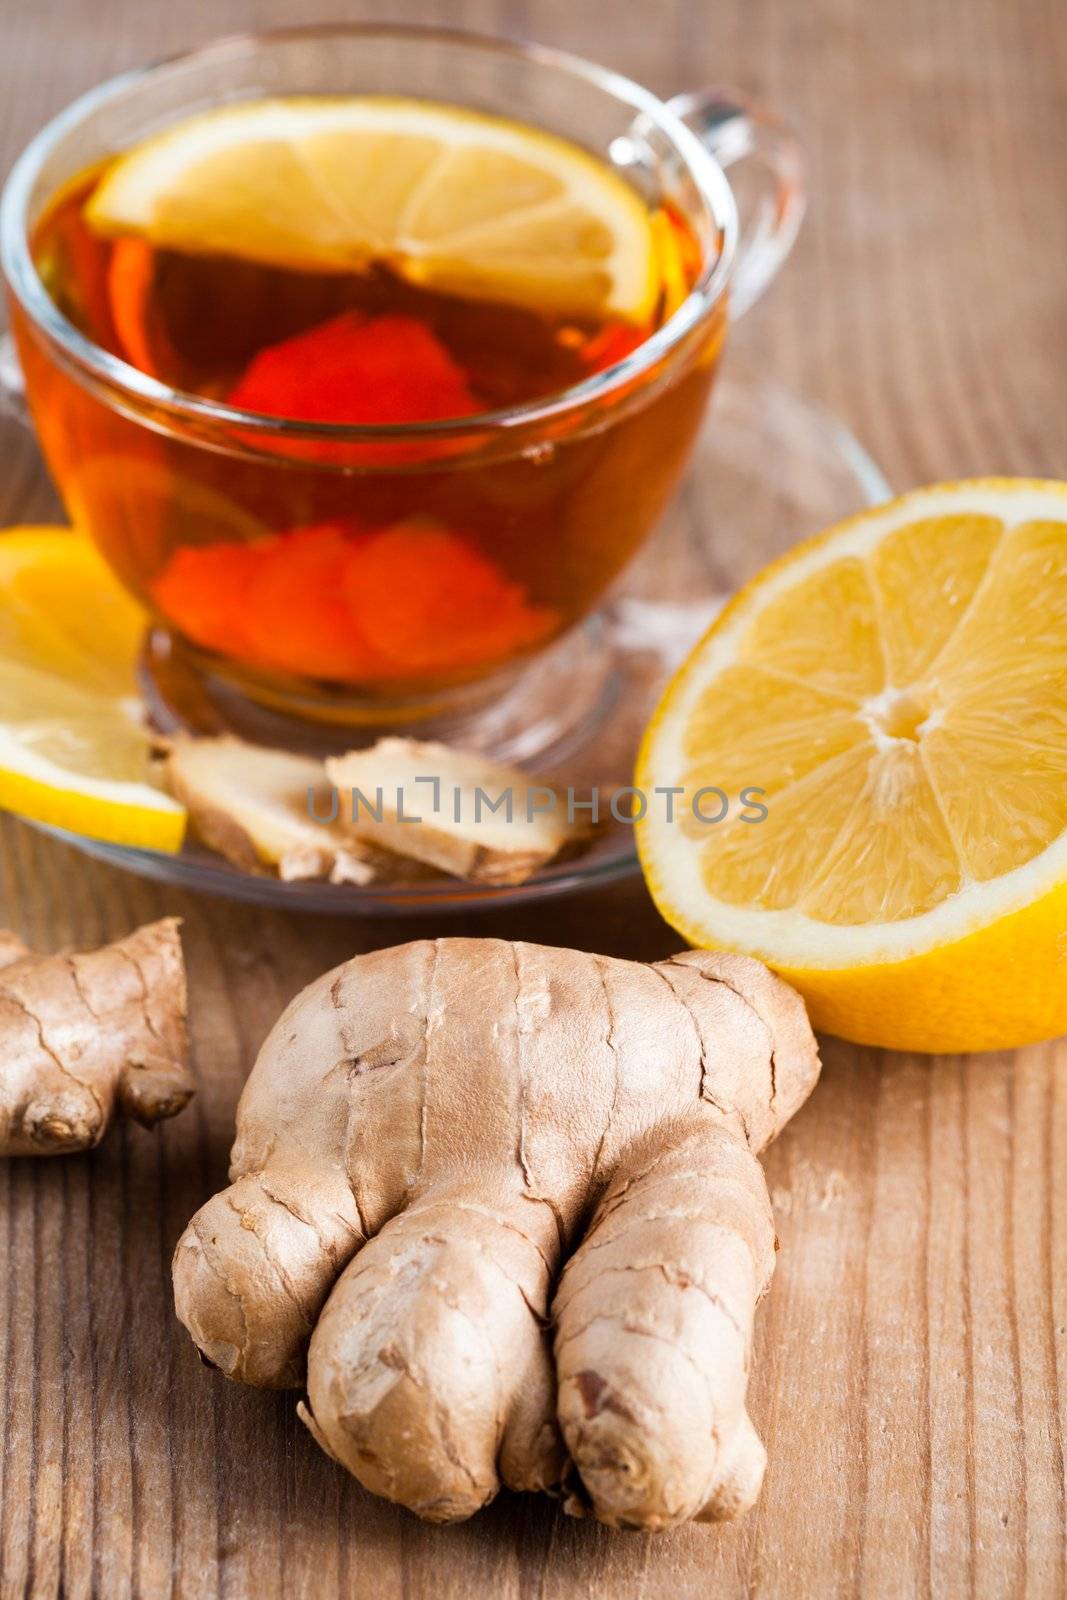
35 363 890 915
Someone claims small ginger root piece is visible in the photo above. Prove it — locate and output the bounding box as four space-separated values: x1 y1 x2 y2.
166 735 375 884
0 918 192 1157
173 938 819 1529
326 738 588 885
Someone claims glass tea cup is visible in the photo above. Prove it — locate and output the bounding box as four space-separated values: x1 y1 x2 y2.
0 25 804 744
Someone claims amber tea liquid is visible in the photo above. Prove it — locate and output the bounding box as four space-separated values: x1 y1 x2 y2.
16 112 724 696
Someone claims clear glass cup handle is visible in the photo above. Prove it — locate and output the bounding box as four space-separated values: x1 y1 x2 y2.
668 86 806 318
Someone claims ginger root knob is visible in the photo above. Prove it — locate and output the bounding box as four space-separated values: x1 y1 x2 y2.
0 918 192 1157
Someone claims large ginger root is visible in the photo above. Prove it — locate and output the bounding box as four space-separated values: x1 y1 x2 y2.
173 939 818 1530
0 919 192 1156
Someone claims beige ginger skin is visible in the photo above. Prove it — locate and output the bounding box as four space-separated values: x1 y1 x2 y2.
0 919 191 1156
173 938 819 1530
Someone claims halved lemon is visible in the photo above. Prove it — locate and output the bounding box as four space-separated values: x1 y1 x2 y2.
0 528 185 851
85 97 659 323
636 480 1067 1053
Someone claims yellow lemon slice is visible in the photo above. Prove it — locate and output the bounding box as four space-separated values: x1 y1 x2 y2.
0 528 185 851
85 96 659 322
636 480 1067 1053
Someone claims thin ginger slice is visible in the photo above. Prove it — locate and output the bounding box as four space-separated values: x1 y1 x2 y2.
326 737 589 885
165 735 375 884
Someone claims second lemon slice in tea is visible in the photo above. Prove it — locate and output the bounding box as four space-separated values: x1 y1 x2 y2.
636 480 1067 1052
85 97 659 323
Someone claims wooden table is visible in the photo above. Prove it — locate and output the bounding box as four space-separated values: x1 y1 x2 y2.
1 2 1065 1596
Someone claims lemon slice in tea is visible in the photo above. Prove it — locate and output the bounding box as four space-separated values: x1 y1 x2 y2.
85 97 660 322
0 528 185 851
636 480 1067 1052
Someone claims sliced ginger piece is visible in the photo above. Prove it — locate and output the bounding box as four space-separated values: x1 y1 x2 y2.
0 919 191 1156
166 735 375 884
326 737 589 885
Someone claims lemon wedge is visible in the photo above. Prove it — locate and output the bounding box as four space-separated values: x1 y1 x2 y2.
0 528 185 851
636 480 1067 1052
85 96 659 323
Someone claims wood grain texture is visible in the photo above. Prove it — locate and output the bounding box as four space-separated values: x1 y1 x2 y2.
1 0 1065 1596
